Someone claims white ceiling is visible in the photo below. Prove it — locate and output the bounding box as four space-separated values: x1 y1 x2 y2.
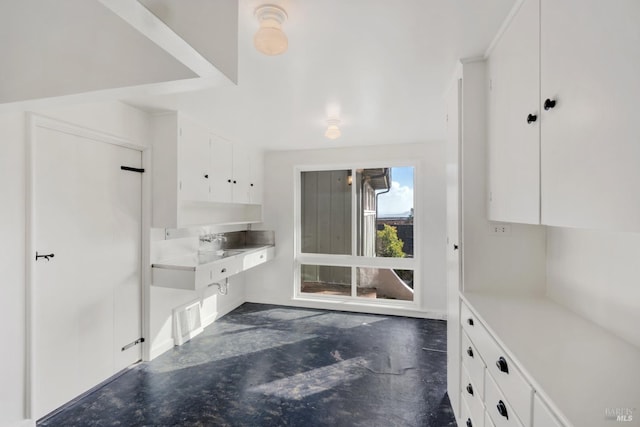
125 1 517 150
126 0 515 151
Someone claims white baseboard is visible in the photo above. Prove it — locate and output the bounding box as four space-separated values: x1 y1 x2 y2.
216 296 245 319
246 295 447 320
149 337 175 361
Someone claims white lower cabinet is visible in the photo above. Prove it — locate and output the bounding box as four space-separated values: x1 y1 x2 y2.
462 331 485 399
486 411 496 427
462 364 485 424
461 300 534 427
533 395 563 427
460 389 482 427
486 372 525 427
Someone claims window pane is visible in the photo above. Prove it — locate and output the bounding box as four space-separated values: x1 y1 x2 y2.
356 167 414 258
301 265 351 296
301 170 352 255
356 268 414 301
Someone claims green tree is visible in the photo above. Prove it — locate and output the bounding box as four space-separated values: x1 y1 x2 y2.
376 224 406 258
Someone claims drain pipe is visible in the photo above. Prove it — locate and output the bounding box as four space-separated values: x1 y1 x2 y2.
374 168 392 254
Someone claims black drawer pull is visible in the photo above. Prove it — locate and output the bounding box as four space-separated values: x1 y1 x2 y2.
466 347 474 358
497 400 508 419
466 418 472 427
467 318 474 326
527 113 537 124
221 268 227 273
544 98 557 110
496 356 509 374
466 383 473 396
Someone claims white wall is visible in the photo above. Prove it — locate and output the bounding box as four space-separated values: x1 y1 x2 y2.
546 227 640 349
245 142 447 318
461 61 547 295
0 112 28 427
148 226 247 359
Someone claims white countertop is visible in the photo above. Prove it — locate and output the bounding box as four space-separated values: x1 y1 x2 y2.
462 291 640 427
152 245 274 271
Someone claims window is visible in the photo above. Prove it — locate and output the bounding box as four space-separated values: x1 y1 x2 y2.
296 166 417 306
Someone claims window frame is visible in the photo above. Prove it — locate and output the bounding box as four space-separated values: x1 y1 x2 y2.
293 161 421 309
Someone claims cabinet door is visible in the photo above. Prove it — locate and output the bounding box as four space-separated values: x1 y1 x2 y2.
210 135 233 203
248 149 263 204
541 0 640 231
179 118 210 202
487 0 540 224
232 142 251 204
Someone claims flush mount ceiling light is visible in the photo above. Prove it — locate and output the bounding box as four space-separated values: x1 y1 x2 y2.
254 4 288 56
325 118 341 140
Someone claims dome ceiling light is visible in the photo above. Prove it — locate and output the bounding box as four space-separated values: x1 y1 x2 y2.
254 4 288 56
325 118 341 140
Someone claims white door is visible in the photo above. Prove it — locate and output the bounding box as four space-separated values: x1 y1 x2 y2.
445 77 462 419
33 124 142 418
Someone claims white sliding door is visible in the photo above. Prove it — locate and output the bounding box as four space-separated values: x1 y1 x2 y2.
32 121 142 419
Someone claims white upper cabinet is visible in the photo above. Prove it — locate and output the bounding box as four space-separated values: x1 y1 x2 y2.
487 0 640 232
151 112 263 228
487 0 540 224
540 0 640 232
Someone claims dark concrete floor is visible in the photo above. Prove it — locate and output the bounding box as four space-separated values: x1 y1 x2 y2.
39 303 456 427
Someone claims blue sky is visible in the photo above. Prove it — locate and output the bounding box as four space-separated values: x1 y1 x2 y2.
378 166 414 216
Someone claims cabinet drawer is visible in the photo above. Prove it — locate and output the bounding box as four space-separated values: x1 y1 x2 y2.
533 394 563 427
462 364 485 425
242 247 274 270
462 331 485 399
210 257 241 284
461 386 483 427
461 302 533 426
486 372 525 427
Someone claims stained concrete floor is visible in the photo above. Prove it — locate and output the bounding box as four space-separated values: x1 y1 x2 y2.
39 303 456 427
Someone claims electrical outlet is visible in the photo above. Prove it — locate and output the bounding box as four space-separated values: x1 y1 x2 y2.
489 223 511 235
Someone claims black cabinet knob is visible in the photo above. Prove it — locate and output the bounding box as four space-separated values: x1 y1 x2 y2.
221 268 227 273
227 179 232 183
453 244 459 250
466 383 474 396
233 180 237 184
544 98 557 110
467 318 474 326
466 418 473 427
497 400 509 419
204 174 209 179
467 347 474 358
527 113 537 124
250 183 254 187
496 356 509 374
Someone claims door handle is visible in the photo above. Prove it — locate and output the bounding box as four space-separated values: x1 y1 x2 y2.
36 252 55 261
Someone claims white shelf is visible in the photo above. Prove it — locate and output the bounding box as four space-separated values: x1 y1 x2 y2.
462 291 640 427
